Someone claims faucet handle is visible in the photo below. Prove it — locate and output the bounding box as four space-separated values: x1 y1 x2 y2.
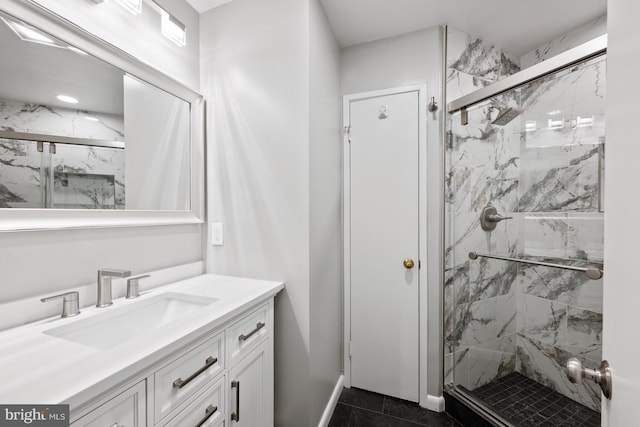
41 291 80 318
126 275 150 299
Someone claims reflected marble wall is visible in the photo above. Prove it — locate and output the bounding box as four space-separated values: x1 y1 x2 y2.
445 26 604 412
0 99 124 142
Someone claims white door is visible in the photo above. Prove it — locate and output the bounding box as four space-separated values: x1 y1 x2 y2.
602 0 640 424
347 89 420 402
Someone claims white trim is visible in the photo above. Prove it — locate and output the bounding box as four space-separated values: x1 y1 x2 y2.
0 1 205 231
424 394 445 412
342 83 428 401
318 374 344 427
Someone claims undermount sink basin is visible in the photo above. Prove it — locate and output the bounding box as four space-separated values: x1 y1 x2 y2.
43 292 219 349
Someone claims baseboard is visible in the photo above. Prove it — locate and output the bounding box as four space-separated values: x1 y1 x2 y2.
425 394 446 412
318 374 345 427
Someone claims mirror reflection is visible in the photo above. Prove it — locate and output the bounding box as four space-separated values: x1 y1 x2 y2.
0 11 191 211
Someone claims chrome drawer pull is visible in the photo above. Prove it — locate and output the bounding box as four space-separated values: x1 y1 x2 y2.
231 380 240 422
239 322 265 342
195 404 218 427
173 356 217 389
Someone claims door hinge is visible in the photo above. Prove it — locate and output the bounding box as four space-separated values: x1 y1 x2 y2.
344 125 351 142
419 260 421 269
348 341 352 358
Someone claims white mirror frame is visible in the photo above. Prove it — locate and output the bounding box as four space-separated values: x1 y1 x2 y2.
0 0 204 231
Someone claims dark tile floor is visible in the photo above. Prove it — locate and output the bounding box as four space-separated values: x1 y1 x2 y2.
329 387 463 427
462 372 600 427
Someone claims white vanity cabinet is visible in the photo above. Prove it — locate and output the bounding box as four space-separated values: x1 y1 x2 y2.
69 298 276 427
226 304 273 426
70 381 146 427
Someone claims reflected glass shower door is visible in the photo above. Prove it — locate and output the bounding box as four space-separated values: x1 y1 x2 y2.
0 138 46 208
445 55 605 426
0 138 125 209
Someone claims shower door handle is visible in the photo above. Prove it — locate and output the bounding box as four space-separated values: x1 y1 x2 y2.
566 357 612 399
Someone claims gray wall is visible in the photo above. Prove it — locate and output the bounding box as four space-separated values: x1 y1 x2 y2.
201 0 342 424
0 0 203 308
309 0 342 423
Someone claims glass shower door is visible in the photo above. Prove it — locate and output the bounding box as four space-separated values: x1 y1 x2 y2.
0 138 46 208
445 55 605 426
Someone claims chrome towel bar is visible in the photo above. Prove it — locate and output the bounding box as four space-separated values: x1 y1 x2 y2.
468 252 603 280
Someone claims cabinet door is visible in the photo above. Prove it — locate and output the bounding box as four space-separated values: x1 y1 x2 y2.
228 341 272 427
71 380 145 427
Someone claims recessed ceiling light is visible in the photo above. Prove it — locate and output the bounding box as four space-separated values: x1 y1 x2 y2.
548 110 562 116
57 95 79 104
67 46 88 56
85 116 100 122
1 17 63 48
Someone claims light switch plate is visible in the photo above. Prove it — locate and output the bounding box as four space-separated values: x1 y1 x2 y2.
212 222 223 245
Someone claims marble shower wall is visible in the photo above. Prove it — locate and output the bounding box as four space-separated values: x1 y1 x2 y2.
0 99 124 142
444 27 521 391
445 27 605 412
0 99 125 209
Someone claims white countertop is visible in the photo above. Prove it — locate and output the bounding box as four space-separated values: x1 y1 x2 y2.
0 274 283 408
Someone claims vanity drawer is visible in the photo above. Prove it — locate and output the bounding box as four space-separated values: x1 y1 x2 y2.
163 376 224 427
227 304 269 364
71 380 146 427
154 331 224 423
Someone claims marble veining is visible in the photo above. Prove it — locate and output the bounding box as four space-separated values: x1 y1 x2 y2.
0 99 124 142
516 334 601 411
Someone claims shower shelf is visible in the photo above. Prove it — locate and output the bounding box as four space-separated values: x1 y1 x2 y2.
468 251 603 280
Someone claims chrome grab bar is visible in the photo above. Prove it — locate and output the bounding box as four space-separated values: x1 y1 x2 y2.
239 322 265 342
172 356 217 389
468 252 603 280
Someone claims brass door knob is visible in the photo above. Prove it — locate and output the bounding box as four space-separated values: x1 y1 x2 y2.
403 258 415 269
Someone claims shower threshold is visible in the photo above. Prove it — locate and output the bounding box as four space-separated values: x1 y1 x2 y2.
459 373 600 427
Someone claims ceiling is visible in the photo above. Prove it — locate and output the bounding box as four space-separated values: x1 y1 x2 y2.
188 0 606 56
319 0 607 55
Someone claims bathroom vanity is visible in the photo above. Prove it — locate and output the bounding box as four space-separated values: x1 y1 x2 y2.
0 274 283 426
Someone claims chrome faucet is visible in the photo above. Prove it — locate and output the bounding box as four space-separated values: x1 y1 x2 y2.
96 268 132 307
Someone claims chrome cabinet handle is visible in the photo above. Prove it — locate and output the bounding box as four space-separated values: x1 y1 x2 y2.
195 404 218 427
239 322 265 342
172 356 217 389
231 380 240 422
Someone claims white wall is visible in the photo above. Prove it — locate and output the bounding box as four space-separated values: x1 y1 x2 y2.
309 0 342 423
340 27 445 406
30 0 200 91
0 0 203 315
602 0 639 424
200 0 313 424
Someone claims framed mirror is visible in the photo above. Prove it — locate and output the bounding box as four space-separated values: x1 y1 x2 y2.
0 1 204 231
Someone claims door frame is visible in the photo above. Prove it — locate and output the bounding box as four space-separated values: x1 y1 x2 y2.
343 84 429 406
